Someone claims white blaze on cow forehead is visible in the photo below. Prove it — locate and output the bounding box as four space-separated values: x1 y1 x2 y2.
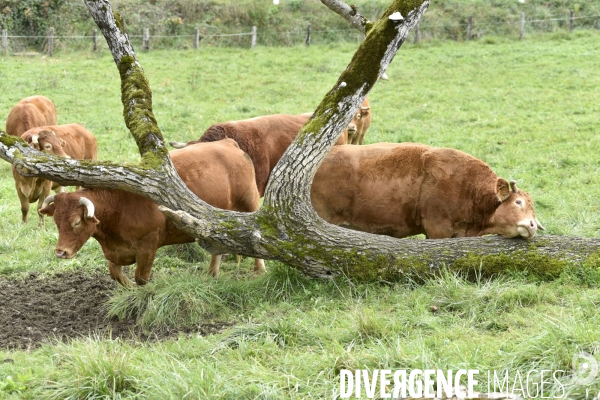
31 135 39 144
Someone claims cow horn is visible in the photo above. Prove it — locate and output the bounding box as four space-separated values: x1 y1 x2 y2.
169 141 187 149
41 194 56 209
536 218 545 231
31 135 39 144
79 197 95 219
50 130 57 136
509 180 518 193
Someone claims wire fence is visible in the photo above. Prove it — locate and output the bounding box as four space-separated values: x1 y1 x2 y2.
2 12 599 55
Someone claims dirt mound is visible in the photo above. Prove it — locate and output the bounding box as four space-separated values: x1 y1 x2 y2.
0 271 226 350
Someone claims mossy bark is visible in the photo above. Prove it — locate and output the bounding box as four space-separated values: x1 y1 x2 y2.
2 0 598 281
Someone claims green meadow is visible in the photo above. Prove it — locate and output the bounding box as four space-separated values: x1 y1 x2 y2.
0 30 599 398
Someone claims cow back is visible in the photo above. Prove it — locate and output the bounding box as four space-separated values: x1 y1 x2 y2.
6 95 57 137
170 138 260 213
197 113 312 196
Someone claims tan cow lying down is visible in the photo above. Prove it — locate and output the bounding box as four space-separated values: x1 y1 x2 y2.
346 97 372 145
6 95 57 137
40 139 264 286
169 112 345 196
311 143 544 239
14 124 98 226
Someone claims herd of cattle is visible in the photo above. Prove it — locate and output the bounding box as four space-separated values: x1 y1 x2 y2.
2 95 543 286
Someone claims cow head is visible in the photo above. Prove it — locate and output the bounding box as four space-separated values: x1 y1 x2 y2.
491 178 544 238
358 106 370 120
39 193 99 258
24 130 69 158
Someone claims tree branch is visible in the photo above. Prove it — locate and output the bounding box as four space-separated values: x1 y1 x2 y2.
320 0 371 35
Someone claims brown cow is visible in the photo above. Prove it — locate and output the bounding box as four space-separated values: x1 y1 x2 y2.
39 139 265 286
13 124 98 226
346 97 372 145
170 112 345 196
6 95 57 137
311 143 544 239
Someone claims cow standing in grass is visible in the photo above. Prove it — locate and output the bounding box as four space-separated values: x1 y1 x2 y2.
346 98 372 145
14 124 98 226
40 139 265 286
311 143 544 239
5 95 57 137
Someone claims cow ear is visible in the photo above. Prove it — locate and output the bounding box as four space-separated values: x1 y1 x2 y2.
496 178 511 202
39 204 56 217
59 139 66 147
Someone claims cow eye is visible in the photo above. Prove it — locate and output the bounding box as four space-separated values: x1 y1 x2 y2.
515 200 522 205
72 218 81 228
44 144 52 150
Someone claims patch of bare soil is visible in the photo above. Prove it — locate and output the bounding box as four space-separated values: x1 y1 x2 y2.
0 271 229 350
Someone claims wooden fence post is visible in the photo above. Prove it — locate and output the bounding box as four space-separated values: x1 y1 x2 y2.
305 23 311 46
48 27 55 56
467 16 472 40
414 21 420 44
569 10 574 31
2 29 7 53
194 27 200 49
251 26 257 49
520 13 525 40
143 28 149 51
92 29 97 51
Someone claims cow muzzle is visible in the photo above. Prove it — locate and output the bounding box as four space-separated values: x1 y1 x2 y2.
516 219 538 238
54 248 75 259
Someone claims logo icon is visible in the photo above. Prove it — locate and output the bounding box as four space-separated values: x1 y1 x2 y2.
572 352 598 386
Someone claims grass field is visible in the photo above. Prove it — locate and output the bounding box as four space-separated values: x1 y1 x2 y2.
0 30 599 398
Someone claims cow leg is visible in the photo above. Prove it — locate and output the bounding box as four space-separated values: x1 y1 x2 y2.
16 187 30 224
134 250 157 286
208 254 222 277
108 262 133 287
358 132 366 145
253 258 266 274
36 182 52 228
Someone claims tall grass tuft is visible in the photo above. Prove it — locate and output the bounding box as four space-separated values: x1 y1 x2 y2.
42 337 142 399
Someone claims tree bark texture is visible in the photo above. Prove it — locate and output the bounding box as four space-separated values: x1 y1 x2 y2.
1 0 598 281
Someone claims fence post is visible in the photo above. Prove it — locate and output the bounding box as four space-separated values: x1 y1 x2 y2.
467 16 472 40
520 13 525 40
414 21 420 44
569 10 574 31
305 23 311 46
143 28 149 51
251 26 257 49
92 29 97 51
2 29 7 53
48 27 55 56
194 27 200 49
